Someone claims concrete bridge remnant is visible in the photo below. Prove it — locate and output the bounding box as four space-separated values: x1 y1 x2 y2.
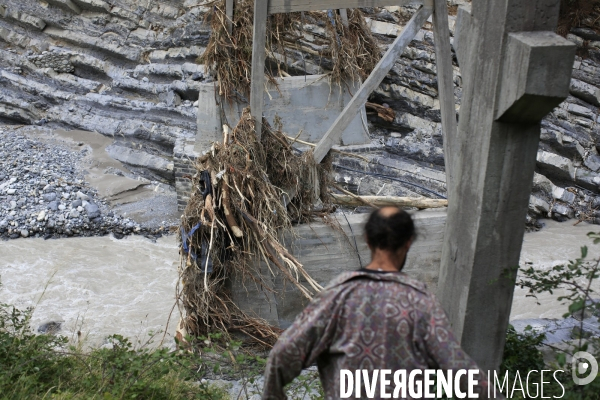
438 0 576 371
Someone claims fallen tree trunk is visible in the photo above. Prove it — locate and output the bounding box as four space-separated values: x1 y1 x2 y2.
330 194 448 209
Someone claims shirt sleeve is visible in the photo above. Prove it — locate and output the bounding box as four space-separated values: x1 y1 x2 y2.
262 289 340 400
422 295 498 399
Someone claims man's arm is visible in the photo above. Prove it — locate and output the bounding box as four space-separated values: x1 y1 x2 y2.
263 289 339 399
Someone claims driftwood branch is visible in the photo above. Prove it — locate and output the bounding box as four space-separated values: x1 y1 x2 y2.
331 183 378 208
331 194 448 209
365 102 395 122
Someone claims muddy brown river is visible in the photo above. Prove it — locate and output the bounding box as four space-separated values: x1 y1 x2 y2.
0 235 179 348
0 219 599 348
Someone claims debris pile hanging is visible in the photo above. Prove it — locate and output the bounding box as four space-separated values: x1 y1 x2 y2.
177 109 331 346
201 0 379 103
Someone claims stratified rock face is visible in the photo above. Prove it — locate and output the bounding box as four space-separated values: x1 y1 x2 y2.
0 0 211 183
0 0 599 225
331 5 600 227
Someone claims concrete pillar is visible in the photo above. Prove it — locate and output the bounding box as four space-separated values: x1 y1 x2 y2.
438 0 576 372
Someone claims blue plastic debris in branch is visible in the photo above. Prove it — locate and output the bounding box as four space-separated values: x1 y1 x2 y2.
180 222 213 273
181 222 202 257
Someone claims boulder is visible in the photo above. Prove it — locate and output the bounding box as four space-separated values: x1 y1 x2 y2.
529 195 550 215
43 192 57 202
551 203 575 221
552 186 576 204
84 202 100 218
570 78 600 106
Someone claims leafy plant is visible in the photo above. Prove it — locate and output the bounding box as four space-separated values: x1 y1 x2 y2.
500 324 546 375
513 231 600 399
0 299 228 399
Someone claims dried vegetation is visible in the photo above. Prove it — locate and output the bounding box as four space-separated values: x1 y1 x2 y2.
178 110 332 347
200 0 379 103
185 0 382 346
557 0 600 37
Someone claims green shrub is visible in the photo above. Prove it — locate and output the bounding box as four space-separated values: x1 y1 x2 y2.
507 231 600 399
500 324 546 375
0 300 227 399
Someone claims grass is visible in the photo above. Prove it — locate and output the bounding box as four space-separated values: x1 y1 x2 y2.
0 298 325 399
0 301 228 399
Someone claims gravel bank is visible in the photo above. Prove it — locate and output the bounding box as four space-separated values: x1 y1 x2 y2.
0 125 178 240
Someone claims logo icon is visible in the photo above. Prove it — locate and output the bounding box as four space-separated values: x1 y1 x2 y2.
572 351 598 385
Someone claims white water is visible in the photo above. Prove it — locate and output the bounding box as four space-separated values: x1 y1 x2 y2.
0 235 179 348
512 220 600 320
510 220 600 320
0 220 598 348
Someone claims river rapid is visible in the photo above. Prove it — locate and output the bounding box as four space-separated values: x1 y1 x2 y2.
0 235 179 348
0 219 599 348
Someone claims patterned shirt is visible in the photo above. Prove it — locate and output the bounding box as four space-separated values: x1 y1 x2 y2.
263 270 491 399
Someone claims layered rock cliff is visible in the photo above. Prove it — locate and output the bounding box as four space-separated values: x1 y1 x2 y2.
0 0 211 183
0 0 599 227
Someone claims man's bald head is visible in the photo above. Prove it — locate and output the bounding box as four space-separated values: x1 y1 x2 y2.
378 206 401 218
364 207 414 252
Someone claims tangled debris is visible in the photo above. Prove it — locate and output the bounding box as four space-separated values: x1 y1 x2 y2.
177 109 331 346
184 1 382 346
557 0 600 37
201 0 379 103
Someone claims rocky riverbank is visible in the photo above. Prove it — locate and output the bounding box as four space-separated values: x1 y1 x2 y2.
0 125 177 240
0 0 599 230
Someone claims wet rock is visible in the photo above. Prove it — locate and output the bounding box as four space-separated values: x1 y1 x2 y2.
552 186 576 204
159 90 182 107
532 172 554 194
84 202 100 218
43 192 57 202
571 27 600 42
570 79 600 106
551 203 575 221
537 151 574 181
68 209 80 219
37 321 62 334
20 229 29 238
584 154 600 172
529 195 550 215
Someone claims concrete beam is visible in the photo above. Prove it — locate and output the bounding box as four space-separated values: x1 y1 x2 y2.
267 0 423 14
496 32 576 123
432 0 458 190
231 210 446 328
438 0 574 372
249 0 268 139
194 85 224 154
453 5 472 74
194 76 371 155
